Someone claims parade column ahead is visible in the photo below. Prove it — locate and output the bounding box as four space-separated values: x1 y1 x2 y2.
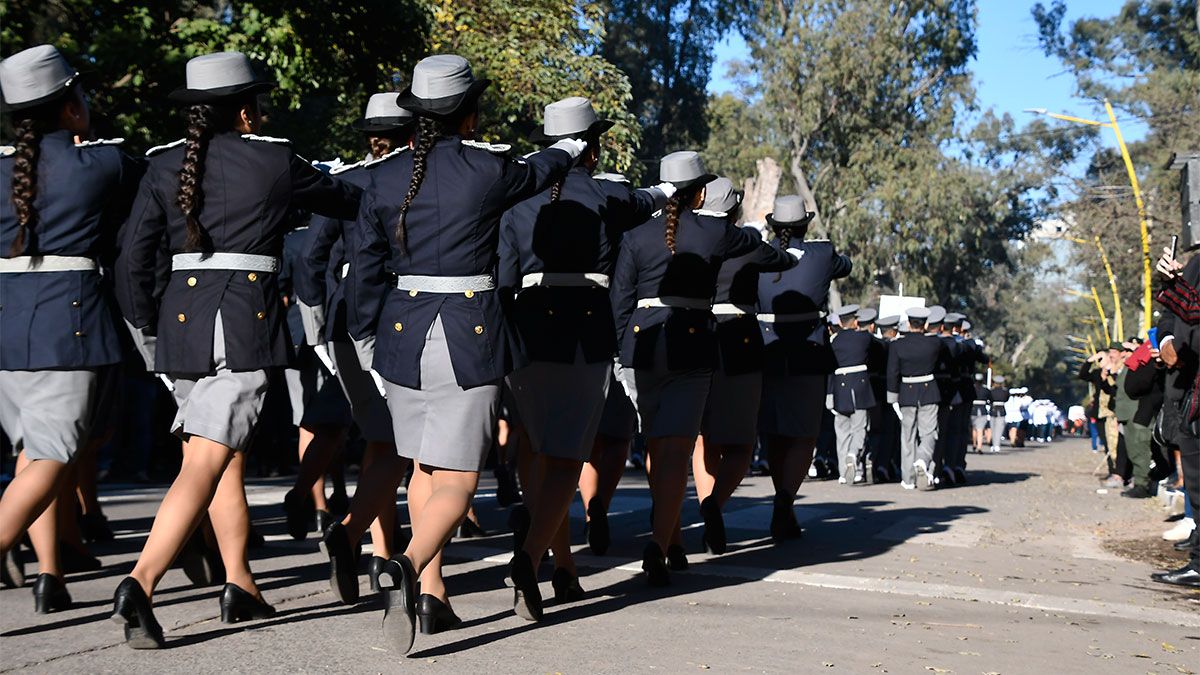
342 55 583 653
0 44 142 612
828 305 880 485
886 307 950 490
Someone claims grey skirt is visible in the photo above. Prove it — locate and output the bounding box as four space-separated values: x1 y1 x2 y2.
629 345 713 439
329 341 394 443
508 356 610 462
285 345 351 429
383 315 500 472
0 369 97 462
701 370 763 445
171 312 270 452
759 373 826 439
598 367 638 441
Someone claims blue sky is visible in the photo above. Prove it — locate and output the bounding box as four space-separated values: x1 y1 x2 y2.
708 0 1148 144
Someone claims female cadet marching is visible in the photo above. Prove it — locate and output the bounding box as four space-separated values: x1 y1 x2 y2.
113 51 360 648
499 96 667 620
611 152 796 586
289 93 419 594
0 45 141 612
338 55 584 653
693 178 793 555
756 195 851 541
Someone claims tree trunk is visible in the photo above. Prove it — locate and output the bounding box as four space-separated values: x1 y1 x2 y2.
741 157 782 225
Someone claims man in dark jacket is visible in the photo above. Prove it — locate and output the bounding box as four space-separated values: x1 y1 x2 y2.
1122 342 1165 498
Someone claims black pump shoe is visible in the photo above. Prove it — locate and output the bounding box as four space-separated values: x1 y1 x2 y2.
379 555 418 654
178 529 224 587
586 497 610 556
509 551 544 621
80 511 115 543
700 496 726 555
770 494 803 543
551 567 585 603
457 518 488 539
314 509 332 537
642 543 670 587
416 593 462 634
666 544 689 571
283 489 315 541
219 583 276 623
1 546 26 589
112 577 164 649
368 555 388 592
320 523 359 605
32 574 71 614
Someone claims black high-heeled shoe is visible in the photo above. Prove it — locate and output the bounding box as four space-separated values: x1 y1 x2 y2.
283 489 314 541
770 494 803 543
327 490 350 517
416 593 462 634
1 546 26 589
699 496 726 555
586 497 610 556
509 550 543 621
368 555 387 592
314 509 332 537
495 464 523 508
80 511 115 543
508 505 530 555
551 567 585 603
457 518 488 539
32 574 71 614
379 555 418 655
642 542 670 587
178 529 224 587
219 583 276 623
319 523 359 605
666 544 689 571
111 577 164 649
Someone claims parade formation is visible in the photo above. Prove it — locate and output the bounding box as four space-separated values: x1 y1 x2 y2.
0 40 1197 664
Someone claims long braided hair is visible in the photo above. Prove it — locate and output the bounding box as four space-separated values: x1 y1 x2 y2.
177 104 218 251
663 183 703 255
547 133 598 203
8 115 47 256
394 117 441 254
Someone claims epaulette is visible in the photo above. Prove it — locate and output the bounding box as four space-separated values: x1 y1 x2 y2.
363 147 408 168
145 139 185 157
462 139 512 154
805 238 831 243
693 209 728 218
241 133 291 145
76 137 124 148
329 159 364 175
311 157 344 175
593 172 629 184
0 145 15 158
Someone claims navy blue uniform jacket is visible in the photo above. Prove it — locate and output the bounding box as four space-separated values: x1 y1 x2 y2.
886 332 950 406
711 229 796 375
757 239 852 375
1 131 142 370
346 138 574 388
829 328 881 412
611 211 792 371
115 132 361 375
499 167 658 365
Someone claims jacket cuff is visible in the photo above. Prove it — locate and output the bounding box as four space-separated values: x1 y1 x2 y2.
640 186 669 211
298 301 326 346
353 336 376 372
124 319 157 372
887 392 898 404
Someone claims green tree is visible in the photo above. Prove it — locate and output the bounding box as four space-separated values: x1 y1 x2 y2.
701 93 783 185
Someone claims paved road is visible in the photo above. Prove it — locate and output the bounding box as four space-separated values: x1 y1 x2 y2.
2 437 1197 673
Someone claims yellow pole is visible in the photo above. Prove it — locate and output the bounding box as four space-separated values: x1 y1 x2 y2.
1104 99 1153 336
1093 235 1124 342
1067 346 1089 355
1091 286 1111 344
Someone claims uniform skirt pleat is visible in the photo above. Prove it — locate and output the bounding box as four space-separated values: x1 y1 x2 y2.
0 369 97 462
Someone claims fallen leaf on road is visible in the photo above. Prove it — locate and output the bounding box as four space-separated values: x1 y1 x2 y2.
1162 643 1179 653
823 662 834 667
924 667 951 673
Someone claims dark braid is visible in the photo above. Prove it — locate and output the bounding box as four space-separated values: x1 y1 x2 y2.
395 117 440 254
549 177 565 202
773 228 793 282
177 104 218 252
663 193 682 255
9 117 43 256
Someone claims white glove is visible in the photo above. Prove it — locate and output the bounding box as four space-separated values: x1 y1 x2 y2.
549 138 587 159
787 247 805 261
313 343 337 376
892 402 902 419
653 182 677 199
370 369 388 398
158 374 176 393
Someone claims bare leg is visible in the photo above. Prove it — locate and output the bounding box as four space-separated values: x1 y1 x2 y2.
0 452 70 557
206 450 261 598
294 425 344 511
646 437 693 552
692 436 716 504
403 464 478 590
363 442 404 559
521 455 584 568
340 456 405 545
129 437 234 599
404 466 447 601
708 443 754 507
579 435 627 514
766 435 814 499
75 436 106 518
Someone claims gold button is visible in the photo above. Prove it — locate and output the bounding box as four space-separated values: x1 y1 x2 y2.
409 289 419 297
464 290 474 299
247 272 258 282
688 327 696 334
586 310 593 316
548 309 555 316
177 313 187 323
474 325 484 335
633 325 640 333
394 322 403 332
187 276 197 287
71 300 80 307
74 330 84 337
743 337 751 344
256 311 266 320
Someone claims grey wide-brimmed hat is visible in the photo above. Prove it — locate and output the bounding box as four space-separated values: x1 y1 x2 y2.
766 195 816 228
529 96 614 145
877 314 900 328
395 55 490 120
927 305 947 324
0 45 79 112
857 307 878 324
945 312 965 326
352 92 416 133
907 306 931 322
699 176 742 213
993 375 1006 384
658 150 716 189
169 51 274 104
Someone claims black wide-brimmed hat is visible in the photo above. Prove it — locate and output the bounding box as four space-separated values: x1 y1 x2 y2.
352 92 417 133
395 55 490 120
766 195 816 229
658 150 716 190
529 96 614 145
168 51 275 104
0 45 79 112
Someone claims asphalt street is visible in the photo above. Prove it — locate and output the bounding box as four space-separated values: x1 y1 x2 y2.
1 436 1197 673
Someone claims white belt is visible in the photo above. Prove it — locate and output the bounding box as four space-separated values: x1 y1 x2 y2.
172 252 280 272
712 303 755 317
0 255 97 273
972 399 988 405
637 296 712 310
834 364 869 375
396 274 495 293
759 311 823 323
521 272 609 289
902 374 935 384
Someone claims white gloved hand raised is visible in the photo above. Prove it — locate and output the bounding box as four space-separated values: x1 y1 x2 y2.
157 374 176 393
786 247 805 261
549 138 588 159
313 343 337 376
370 369 388 399
654 182 677 199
